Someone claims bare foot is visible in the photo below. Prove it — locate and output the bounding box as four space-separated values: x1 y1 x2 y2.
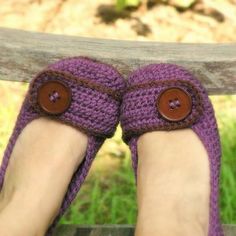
0 118 88 236
135 129 210 236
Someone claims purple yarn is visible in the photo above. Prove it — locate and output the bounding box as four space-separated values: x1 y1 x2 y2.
0 57 125 235
120 63 223 236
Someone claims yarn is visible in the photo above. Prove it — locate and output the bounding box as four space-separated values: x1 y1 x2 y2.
120 63 223 236
0 57 125 235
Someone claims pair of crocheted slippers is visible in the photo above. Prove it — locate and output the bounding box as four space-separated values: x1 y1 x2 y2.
0 57 223 236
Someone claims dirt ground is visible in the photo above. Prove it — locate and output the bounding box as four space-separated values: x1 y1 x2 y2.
0 0 236 43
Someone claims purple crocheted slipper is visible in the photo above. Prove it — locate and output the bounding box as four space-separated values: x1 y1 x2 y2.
120 64 223 236
0 57 125 235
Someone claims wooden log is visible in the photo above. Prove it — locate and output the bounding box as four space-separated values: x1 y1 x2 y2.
0 28 236 94
0 27 235 235
53 224 236 236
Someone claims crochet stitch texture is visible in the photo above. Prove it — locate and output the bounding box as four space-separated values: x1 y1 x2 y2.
0 57 125 235
120 63 223 236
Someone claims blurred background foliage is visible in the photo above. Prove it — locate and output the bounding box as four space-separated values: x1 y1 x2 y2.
0 0 236 226
115 0 196 10
116 0 141 11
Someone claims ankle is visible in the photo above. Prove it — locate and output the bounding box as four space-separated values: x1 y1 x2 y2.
0 203 46 236
0 118 88 235
136 130 209 236
136 203 208 236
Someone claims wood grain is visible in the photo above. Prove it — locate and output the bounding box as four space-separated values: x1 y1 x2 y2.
53 224 236 236
0 28 236 235
0 27 236 94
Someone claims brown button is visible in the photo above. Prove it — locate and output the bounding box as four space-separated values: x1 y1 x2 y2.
157 87 192 122
37 80 71 115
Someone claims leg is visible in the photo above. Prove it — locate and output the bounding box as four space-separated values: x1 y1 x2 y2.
135 129 210 236
0 118 87 236
0 56 126 235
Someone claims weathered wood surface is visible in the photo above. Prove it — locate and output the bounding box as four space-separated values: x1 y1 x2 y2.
53 224 236 236
0 27 236 94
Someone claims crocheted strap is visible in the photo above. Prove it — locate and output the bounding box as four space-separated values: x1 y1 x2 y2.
27 70 121 138
29 70 122 101
122 79 204 142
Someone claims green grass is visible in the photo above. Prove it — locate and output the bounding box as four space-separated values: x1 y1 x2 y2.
60 125 137 225
60 151 137 225
0 81 236 225
215 96 236 224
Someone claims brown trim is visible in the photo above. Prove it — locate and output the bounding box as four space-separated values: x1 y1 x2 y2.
30 70 122 101
123 79 204 142
127 79 201 93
